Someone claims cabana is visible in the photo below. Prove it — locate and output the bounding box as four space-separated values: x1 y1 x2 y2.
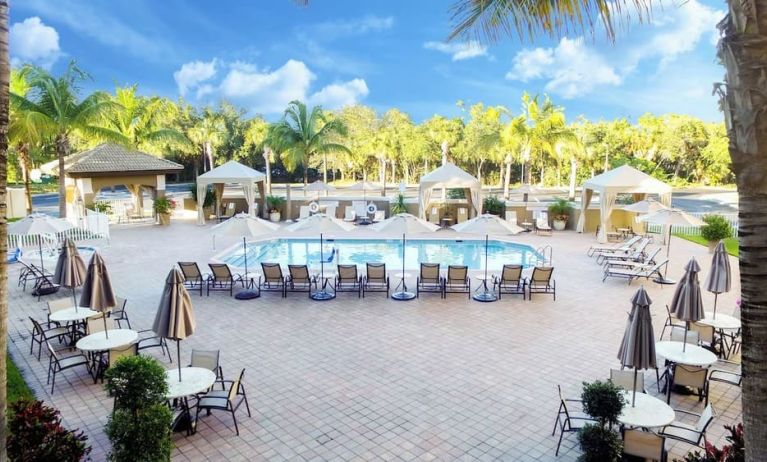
576 165 672 243
196 160 266 224
418 162 482 219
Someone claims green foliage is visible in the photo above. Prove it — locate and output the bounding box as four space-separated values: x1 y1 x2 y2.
94 201 113 214
483 195 505 216
190 185 215 208
701 214 733 242
577 424 623 462
581 380 626 428
679 424 744 462
446 188 465 199
675 234 739 257
548 198 573 220
8 355 34 403
266 195 286 212
8 400 91 461
391 194 407 214
152 197 174 215
105 355 168 414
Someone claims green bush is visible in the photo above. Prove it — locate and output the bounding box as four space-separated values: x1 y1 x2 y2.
152 198 174 215
190 185 215 208
266 195 286 212
94 201 113 214
105 356 172 462
578 380 625 462
701 214 733 242
483 195 505 216
548 198 573 221
446 188 465 199
391 194 407 214
7 400 91 461
577 424 622 462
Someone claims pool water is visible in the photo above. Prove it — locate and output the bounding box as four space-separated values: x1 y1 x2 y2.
221 238 543 270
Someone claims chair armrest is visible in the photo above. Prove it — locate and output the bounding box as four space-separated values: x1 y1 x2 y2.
671 408 701 418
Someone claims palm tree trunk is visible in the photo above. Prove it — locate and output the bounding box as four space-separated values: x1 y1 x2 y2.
263 148 272 194
503 159 512 198
476 159 484 185
205 141 213 172
0 2 10 459
303 165 308 187
569 157 577 201
323 152 327 184
55 133 69 218
18 142 32 214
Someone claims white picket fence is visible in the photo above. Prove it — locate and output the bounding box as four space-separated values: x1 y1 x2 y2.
646 212 739 236
8 209 110 250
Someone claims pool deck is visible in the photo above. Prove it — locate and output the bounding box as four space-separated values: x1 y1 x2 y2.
7 217 743 461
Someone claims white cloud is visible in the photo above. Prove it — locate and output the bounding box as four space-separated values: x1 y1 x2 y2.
644 0 723 67
10 17 60 68
173 59 218 97
309 79 369 109
311 15 394 39
506 37 621 98
424 41 488 61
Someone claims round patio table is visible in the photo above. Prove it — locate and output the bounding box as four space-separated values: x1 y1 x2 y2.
76 329 139 352
696 312 741 330
165 367 217 435
655 341 718 367
618 391 675 428
49 307 100 323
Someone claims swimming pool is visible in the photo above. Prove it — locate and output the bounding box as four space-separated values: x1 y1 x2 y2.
219 238 543 270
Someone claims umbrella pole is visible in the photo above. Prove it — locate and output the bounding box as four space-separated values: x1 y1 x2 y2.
713 293 718 319
39 237 44 273
320 232 324 287
243 237 248 277
72 288 78 313
102 313 109 339
484 234 489 283
402 233 406 283
632 368 638 407
177 339 182 382
683 322 689 352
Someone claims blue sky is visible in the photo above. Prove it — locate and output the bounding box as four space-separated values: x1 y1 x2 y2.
11 0 726 123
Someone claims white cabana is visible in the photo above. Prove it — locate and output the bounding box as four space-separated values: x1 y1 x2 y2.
576 165 672 243
418 162 482 219
196 161 266 224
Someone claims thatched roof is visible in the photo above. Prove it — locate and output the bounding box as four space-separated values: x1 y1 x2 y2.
42 143 183 177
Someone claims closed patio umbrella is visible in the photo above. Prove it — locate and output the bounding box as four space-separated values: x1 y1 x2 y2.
153 268 196 381
669 258 705 352
9 213 74 272
705 241 731 319
79 251 116 338
54 238 87 311
617 286 657 407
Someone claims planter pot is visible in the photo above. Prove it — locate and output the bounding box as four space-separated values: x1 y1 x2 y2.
269 211 281 222
553 219 567 231
707 240 718 253
158 213 171 226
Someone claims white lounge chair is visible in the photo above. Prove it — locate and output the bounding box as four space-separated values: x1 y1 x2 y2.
325 205 337 219
535 212 552 235
352 201 367 218
298 206 311 220
597 238 650 265
603 247 662 270
602 259 669 284
587 235 642 257
343 207 356 222
372 210 385 223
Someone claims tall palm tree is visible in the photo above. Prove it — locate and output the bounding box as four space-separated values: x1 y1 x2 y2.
9 68 35 214
269 100 349 186
10 62 119 217
448 1 766 459
186 108 225 174
0 1 10 459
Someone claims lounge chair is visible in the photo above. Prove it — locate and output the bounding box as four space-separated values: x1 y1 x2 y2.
352 201 368 218
298 205 311 220
372 210 385 223
528 266 555 300
535 212 553 235
325 205 337 219
416 263 443 298
587 235 642 257
505 210 518 225
602 259 669 284
177 262 209 296
286 265 315 297
335 264 361 297
362 263 389 297
602 247 661 270
443 265 470 298
219 202 236 222
207 264 244 296
493 264 526 299
259 263 286 297
428 207 440 224
597 238 650 265
343 207 356 222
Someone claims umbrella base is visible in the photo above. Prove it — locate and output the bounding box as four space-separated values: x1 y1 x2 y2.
473 292 497 302
310 290 336 301
391 291 416 301
235 290 260 300
653 277 676 285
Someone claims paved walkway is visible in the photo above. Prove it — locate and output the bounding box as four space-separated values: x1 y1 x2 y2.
7 218 743 460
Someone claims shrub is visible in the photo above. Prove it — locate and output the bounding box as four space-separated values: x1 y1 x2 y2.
105 356 172 462
577 424 623 462
94 201 113 214
680 423 744 462
391 194 407 214
7 400 91 461
578 380 625 462
701 214 733 242
446 188 465 199
483 195 505 216
152 198 175 215
548 198 573 221
266 195 286 212
190 185 215 208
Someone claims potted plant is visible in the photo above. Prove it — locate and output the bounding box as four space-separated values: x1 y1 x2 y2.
701 214 733 253
391 193 407 214
190 185 216 218
578 380 625 462
94 200 113 215
153 197 174 226
548 198 573 231
267 195 286 222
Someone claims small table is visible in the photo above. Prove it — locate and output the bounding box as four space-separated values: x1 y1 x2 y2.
50 307 101 342
76 329 139 352
165 367 217 435
392 272 415 301
696 312 741 330
617 228 633 239
618 391 675 428
473 275 497 302
655 341 718 367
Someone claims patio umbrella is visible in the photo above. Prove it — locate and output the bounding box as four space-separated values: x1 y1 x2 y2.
53 238 87 311
370 213 440 300
623 198 669 236
212 213 279 298
452 214 524 302
153 268 195 382
9 213 74 272
347 181 380 201
617 286 657 407
705 241 731 319
79 251 116 338
669 258 705 352
305 180 335 201
286 213 354 300
638 208 705 258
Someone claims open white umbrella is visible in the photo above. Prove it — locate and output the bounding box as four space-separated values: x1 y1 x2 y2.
622 198 669 214
9 213 73 272
638 208 705 258
371 213 440 300
212 213 280 299
452 214 524 302
705 241 731 319
153 268 195 382
618 286 657 407
669 258 705 352
347 181 380 201
305 180 335 201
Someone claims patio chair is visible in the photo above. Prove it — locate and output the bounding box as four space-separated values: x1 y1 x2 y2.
601 259 669 285
659 404 714 449
723 306 741 358
691 323 723 355
597 238 649 265
325 205 337 219
528 267 555 300
110 296 131 329
595 237 646 261
32 273 61 300
587 235 642 257
535 213 553 235
622 429 667 462
177 262 210 296
343 207 356 222
47 298 72 320
298 205 311 220
706 360 742 406
218 202 236 222
190 349 225 390
94 343 138 383
444 265 470 298
416 263 443 298
18 260 54 291
372 210 385 223
353 201 368 218
86 315 115 335
286 265 315 297
29 317 69 360
456 207 468 223
207 263 244 296
195 368 251 436
428 207 440 224
670 326 700 345
46 342 90 394
136 329 172 362
666 364 709 404
660 304 686 340
610 368 646 393
552 385 596 456
335 265 361 297
493 264 526 299
259 262 286 297
362 263 389 297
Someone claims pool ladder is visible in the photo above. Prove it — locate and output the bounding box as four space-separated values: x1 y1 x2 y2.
535 245 553 267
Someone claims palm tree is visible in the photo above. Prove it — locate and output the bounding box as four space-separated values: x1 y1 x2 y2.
10 62 119 217
448 2 765 459
186 108 225 174
269 100 349 186
9 68 35 214
0 1 10 458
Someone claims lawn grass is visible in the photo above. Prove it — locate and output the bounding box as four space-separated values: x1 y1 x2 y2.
8 355 34 403
675 234 739 258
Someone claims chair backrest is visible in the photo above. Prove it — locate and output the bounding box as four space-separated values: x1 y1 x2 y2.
325 205 337 218
691 323 715 344
299 206 311 219
623 429 665 461
289 265 310 281
645 247 661 263
46 341 60 361
556 385 572 419
665 304 678 321
337 264 358 281
447 265 467 282
531 267 553 284
191 349 220 372
536 217 550 229
420 263 440 282
501 265 523 283
108 344 138 365
610 368 644 392
457 208 468 223
673 365 708 389
227 368 246 402
29 317 43 335
642 259 669 275
366 263 386 281
621 235 643 250
209 263 233 280
48 298 71 314
344 206 356 220
373 210 385 222
353 201 367 217
114 297 127 313
87 315 115 334
223 202 236 217
261 263 283 282
670 326 699 344
178 262 202 280
505 210 518 224
696 404 715 434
